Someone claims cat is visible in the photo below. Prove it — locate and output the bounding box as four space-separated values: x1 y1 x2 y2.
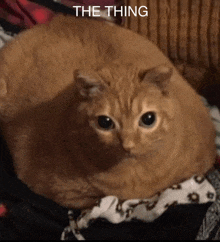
0 15 216 209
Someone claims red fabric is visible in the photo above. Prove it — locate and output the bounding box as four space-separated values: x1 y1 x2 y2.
0 204 7 217
0 0 119 28
0 0 54 28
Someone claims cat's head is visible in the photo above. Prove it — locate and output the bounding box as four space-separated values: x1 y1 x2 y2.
67 64 182 190
74 63 174 157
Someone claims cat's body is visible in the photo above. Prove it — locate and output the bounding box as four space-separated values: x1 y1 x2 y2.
0 16 216 209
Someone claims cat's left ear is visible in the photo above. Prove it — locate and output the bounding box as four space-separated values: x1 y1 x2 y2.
141 65 173 92
74 70 107 98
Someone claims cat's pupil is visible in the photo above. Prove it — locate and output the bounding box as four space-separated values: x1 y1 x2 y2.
98 116 114 130
140 112 156 127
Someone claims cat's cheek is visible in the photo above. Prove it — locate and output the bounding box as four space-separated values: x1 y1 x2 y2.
161 118 170 132
97 131 115 145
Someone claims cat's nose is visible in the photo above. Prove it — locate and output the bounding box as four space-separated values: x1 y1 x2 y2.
122 140 135 152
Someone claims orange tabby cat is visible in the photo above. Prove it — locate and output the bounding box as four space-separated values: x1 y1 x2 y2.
0 15 216 209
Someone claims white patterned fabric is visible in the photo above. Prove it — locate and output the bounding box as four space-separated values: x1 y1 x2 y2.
210 107 220 156
0 26 14 49
61 176 216 240
196 170 220 240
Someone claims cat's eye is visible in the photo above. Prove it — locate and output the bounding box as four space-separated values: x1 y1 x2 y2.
139 112 156 128
97 116 115 130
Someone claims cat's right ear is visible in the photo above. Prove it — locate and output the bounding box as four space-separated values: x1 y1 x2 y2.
140 65 173 93
74 70 107 98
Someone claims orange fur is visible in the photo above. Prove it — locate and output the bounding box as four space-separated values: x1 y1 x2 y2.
0 15 216 209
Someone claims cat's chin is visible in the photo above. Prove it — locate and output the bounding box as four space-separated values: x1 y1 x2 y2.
123 151 149 159
124 153 137 159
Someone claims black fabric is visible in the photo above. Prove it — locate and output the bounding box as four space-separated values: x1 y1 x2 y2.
0 18 23 34
0 166 78 240
78 203 211 240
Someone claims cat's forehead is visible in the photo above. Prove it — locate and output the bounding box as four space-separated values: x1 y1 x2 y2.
94 85 163 119
109 90 162 117
97 63 140 90
92 63 166 117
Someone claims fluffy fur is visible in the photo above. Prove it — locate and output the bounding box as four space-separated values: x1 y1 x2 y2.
0 15 216 209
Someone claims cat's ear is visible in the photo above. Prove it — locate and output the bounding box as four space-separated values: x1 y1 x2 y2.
141 65 173 92
74 70 107 98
